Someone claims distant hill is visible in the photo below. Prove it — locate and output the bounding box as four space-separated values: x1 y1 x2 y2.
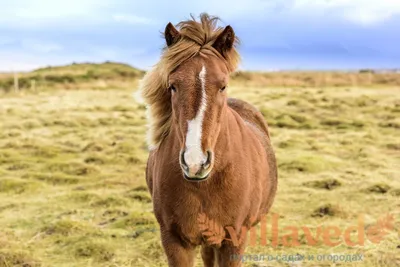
1 62 400 92
0 62 145 92
33 61 144 77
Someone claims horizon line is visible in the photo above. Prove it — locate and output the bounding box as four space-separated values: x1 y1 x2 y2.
1 60 400 74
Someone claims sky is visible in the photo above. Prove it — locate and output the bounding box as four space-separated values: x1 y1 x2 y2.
0 0 399 71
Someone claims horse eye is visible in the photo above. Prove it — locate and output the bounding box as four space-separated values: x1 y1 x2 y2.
220 86 226 92
169 85 176 92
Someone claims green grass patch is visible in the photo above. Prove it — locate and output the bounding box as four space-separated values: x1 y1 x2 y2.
303 179 342 190
42 220 90 236
365 183 391 194
0 179 39 194
23 173 80 185
0 250 40 267
311 204 344 218
45 162 99 176
279 154 339 173
125 190 152 203
112 212 157 230
73 239 115 262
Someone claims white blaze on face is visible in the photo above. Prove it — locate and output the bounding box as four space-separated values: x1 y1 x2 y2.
184 65 207 173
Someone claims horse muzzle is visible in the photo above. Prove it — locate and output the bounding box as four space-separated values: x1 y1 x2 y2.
179 150 213 181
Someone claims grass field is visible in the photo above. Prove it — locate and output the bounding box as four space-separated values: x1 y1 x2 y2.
0 64 399 266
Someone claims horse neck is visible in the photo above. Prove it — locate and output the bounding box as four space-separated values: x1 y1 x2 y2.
214 105 233 153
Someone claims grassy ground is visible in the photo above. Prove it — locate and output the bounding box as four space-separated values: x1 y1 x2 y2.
0 68 399 266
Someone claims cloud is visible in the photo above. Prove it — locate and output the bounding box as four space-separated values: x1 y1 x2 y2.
343 10 392 26
291 0 400 25
2 0 399 29
21 39 63 53
0 0 111 29
0 37 15 46
112 14 156 25
0 51 68 71
6 0 106 18
84 44 149 60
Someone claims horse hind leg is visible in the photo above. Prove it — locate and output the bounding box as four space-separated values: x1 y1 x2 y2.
201 245 217 267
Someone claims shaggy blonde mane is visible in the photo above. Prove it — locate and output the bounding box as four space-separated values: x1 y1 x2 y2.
140 13 240 149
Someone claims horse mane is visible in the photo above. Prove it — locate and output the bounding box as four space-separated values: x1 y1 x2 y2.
139 13 240 150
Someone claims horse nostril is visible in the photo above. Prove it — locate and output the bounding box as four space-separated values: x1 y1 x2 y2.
180 151 188 171
203 150 212 169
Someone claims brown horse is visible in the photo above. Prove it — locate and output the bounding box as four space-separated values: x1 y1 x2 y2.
140 14 277 267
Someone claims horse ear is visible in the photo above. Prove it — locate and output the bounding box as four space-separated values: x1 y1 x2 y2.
165 22 180 47
212 25 235 56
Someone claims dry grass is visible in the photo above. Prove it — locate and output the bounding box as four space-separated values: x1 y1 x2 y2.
0 63 399 266
232 70 400 88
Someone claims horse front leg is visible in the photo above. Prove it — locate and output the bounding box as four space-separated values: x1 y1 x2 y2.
215 232 248 267
201 245 217 267
160 229 196 267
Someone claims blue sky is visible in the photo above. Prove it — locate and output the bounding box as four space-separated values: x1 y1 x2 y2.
0 0 399 71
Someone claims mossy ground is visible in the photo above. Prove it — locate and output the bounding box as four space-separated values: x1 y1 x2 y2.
0 81 399 266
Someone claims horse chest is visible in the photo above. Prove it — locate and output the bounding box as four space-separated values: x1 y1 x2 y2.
154 182 249 245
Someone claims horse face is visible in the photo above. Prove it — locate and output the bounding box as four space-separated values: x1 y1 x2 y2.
169 55 229 181
164 23 236 181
